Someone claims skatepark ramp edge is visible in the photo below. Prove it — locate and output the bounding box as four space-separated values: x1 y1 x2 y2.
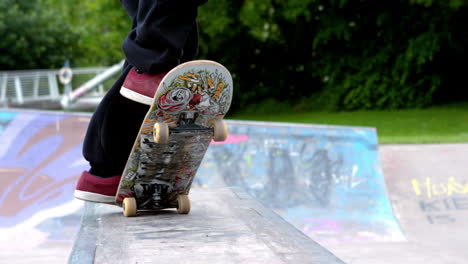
69 187 344 264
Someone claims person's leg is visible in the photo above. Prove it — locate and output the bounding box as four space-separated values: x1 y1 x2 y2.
75 0 207 203
119 0 206 105
122 0 207 74
83 65 149 177
75 64 151 203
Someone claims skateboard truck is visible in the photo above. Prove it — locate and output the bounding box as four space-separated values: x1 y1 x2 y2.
177 110 204 129
176 111 229 142
179 111 198 124
153 110 209 144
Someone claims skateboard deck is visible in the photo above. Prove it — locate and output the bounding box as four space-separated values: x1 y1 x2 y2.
115 60 233 216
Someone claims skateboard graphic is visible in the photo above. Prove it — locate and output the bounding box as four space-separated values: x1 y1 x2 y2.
115 60 233 216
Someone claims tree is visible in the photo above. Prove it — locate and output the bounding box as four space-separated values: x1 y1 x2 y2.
198 0 468 110
3 0 468 109
0 0 79 70
58 0 129 66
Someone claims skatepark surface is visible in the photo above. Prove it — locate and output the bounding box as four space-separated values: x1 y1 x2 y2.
1 109 467 263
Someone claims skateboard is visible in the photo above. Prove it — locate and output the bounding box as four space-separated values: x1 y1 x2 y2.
115 60 233 217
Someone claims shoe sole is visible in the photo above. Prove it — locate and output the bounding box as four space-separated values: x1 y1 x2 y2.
74 190 116 204
120 87 153 105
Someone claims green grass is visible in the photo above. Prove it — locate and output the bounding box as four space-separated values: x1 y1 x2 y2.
230 103 468 144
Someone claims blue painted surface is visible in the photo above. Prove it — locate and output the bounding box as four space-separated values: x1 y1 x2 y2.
0 111 16 133
198 122 405 243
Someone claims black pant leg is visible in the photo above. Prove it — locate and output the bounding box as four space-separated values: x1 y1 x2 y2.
121 0 206 73
83 64 149 177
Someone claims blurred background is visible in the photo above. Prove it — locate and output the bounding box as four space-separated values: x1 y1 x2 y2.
2 2 468 263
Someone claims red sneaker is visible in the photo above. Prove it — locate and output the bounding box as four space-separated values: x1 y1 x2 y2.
74 171 121 204
120 67 167 105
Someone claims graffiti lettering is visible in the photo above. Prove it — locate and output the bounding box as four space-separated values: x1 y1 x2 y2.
419 200 442 211
418 197 468 224
454 197 468 209
426 215 456 224
419 198 468 211
412 177 468 198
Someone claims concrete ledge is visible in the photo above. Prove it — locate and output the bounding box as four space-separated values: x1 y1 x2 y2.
69 187 343 264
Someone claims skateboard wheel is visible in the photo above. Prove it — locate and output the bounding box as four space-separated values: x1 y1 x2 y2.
177 194 191 214
213 119 228 142
123 197 137 217
153 122 169 144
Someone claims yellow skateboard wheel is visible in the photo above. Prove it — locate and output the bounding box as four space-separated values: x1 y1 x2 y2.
153 122 170 144
123 197 137 217
177 194 191 214
213 119 228 142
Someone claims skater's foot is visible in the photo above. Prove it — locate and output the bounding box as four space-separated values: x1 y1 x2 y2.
74 171 121 204
120 67 167 105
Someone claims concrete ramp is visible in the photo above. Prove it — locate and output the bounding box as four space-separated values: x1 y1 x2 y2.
69 187 343 264
0 110 89 263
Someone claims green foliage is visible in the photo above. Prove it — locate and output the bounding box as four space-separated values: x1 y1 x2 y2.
409 0 468 9
198 0 468 111
61 0 129 66
0 0 79 70
0 0 128 69
239 0 282 42
3 0 468 110
306 4 447 110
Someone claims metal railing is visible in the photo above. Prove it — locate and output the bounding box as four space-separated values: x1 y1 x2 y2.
0 61 124 109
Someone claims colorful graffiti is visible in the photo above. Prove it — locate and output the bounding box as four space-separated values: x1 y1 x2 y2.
198 122 405 244
1 111 405 249
411 177 468 224
412 177 468 198
0 111 90 227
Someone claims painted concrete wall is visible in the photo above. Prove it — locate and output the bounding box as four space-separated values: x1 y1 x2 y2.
0 111 89 227
0 111 88 263
198 121 405 244
0 111 404 259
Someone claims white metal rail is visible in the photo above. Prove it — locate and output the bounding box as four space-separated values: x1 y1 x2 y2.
0 61 123 109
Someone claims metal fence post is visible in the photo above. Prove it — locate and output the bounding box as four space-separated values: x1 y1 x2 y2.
14 76 24 104
0 73 7 106
33 73 40 98
48 73 60 98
